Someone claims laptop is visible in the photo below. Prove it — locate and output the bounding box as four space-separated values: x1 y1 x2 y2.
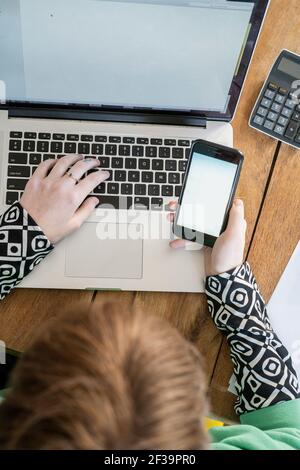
0 0 269 293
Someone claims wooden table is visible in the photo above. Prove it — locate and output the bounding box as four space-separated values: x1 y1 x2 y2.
1 0 299 422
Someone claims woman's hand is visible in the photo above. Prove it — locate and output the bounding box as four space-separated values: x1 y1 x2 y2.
20 154 109 245
168 199 247 277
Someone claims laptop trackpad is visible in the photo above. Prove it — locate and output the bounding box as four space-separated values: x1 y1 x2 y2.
65 223 143 279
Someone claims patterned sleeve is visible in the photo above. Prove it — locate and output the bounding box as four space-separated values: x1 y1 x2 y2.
0 203 54 300
206 262 299 415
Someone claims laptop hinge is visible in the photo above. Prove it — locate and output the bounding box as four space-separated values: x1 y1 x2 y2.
7 107 207 128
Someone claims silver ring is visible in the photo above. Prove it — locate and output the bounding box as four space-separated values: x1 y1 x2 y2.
66 171 79 184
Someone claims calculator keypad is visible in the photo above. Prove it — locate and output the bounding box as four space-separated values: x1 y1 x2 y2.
250 81 300 148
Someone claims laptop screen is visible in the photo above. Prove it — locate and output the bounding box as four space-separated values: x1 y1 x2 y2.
0 0 265 118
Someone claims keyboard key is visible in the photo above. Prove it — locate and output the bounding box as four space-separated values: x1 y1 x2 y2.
268 82 278 91
121 184 133 195
145 146 157 158
67 134 79 141
292 111 300 122
267 111 278 122
37 141 49 153
261 97 272 108
159 147 170 158
135 184 146 196
137 138 149 145
7 178 28 191
285 99 296 109
168 173 180 184
23 140 36 152
139 159 150 170
150 138 162 145
279 87 288 95
253 115 264 126
95 135 107 143
93 183 106 194
175 186 182 197
6 192 19 205
172 148 184 159
165 160 177 171
29 153 42 165
263 120 275 131
119 145 130 156
81 135 93 142
281 107 292 118
123 137 135 144
109 136 121 143
264 89 275 100
98 156 109 168
31 166 38 175
125 158 137 169
185 148 190 158
278 116 288 126
64 142 77 153
105 144 117 156
155 173 166 184
92 144 104 155
179 161 187 172
38 133 51 140
51 141 63 153
8 165 30 178
295 135 300 143
112 157 123 168
53 133 65 140
257 106 268 117
9 140 22 151
128 171 140 182
142 172 153 183
152 159 163 170
151 198 163 210
274 94 285 105
274 124 285 136
164 139 176 146
96 196 132 209
271 102 282 113
115 170 126 181
134 197 149 210
285 121 298 139
78 143 90 154
148 185 160 196
24 132 37 139
10 132 22 139
178 140 190 147
8 153 27 164
132 146 144 157
107 182 119 194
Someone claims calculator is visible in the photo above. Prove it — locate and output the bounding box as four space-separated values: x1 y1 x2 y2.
249 49 300 149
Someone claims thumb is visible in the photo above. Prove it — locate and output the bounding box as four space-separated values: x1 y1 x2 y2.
71 197 98 230
226 199 246 235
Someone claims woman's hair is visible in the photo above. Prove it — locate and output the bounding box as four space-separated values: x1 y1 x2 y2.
0 302 209 450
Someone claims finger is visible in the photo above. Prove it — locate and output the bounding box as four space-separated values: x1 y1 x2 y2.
76 169 110 200
48 154 84 179
169 238 188 249
31 159 57 179
69 197 99 231
64 158 100 183
226 199 246 234
167 200 178 212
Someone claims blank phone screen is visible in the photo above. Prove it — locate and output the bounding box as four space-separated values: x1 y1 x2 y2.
177 152 238 237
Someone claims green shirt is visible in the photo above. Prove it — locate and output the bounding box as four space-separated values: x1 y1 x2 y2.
210 399 300 450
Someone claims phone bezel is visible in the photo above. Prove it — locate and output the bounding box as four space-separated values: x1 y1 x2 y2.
173 139 244 247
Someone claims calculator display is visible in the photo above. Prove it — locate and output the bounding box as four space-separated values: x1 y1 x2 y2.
278 58 300 80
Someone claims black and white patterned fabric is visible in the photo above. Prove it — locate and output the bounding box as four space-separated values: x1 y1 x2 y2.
206 262 300 415
0 203 53 300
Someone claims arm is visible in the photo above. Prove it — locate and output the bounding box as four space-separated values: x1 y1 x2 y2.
0 154 109 300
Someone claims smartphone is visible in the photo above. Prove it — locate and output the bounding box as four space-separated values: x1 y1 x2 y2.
173 139 244 247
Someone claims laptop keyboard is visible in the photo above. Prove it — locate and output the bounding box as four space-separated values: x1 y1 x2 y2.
6 132 191 210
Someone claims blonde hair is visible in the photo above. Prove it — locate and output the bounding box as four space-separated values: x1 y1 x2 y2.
0 302 209 450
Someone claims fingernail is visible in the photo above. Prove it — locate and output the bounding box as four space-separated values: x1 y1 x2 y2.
234 199 243 207
102 170 110 177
